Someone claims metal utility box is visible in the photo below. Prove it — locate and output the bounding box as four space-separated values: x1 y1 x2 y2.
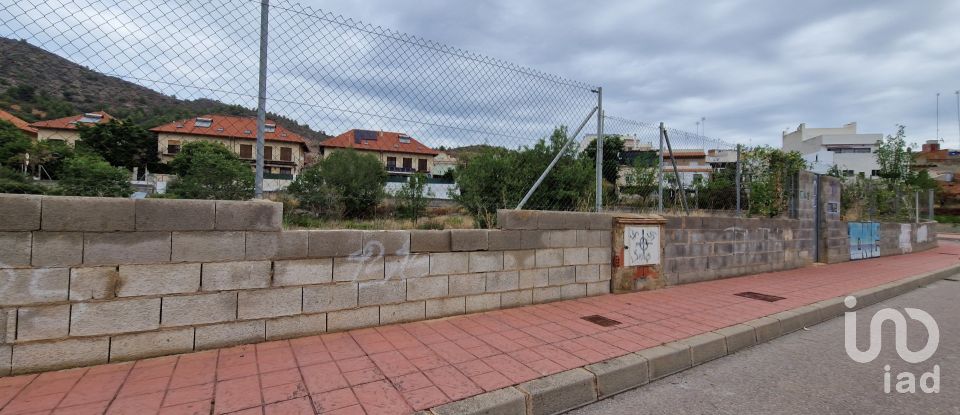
611 214 666 293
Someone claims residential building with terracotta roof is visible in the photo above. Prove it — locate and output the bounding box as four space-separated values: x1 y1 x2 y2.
150 115 310 179
29 111 113 146
0 109 38 138
321 129 440 175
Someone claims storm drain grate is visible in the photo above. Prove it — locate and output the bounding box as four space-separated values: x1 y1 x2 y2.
581 315 622 327
734 292 786 302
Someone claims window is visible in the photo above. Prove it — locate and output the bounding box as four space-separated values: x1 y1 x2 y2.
265 123 276 133
194 117 212 128
280 147 292 162
843 169 854 177
386 157 397 168
239 144 253 159
264 146 273 160
279 167 292 175
871 170 880 177
399 135 411 144
77 113 103 124
166 140 181 155
418 159 428 172
403 158 413 169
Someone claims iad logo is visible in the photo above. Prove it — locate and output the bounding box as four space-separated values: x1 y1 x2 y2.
843 296 940 394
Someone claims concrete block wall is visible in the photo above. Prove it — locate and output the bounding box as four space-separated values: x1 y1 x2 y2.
661 215 816 285
0 197 613 374
876 221 938 257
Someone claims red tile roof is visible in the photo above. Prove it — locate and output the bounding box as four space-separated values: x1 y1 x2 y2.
29 111 113 131
150 115 308 148
322 129 439 156
0 109 37 136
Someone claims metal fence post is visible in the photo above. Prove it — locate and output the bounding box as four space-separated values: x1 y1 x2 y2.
736 144 741 217
595 87 603 212
658 123 664 213
929 189 935 221
254 0 269 199
915 190 919 223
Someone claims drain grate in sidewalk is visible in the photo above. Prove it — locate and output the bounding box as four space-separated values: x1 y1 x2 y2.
581 315 622 327
734 291 786 302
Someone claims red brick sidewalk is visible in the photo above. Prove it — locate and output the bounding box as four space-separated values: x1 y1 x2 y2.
2 243 958 415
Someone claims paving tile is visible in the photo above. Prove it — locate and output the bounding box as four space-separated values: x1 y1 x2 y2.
311 387 358 414
351 380 411 415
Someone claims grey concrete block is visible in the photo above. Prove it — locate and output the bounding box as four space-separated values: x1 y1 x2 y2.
0 232 31 267
359 280 406 306
308 230 362 258
451 229 488 251
430 252 469 275
110 328 195 362
266 313 327 340
362 230 411 256
518 269 548 289
488 230 522 251
744 316 782 342
575 265 600 282
0 194 40 231
517 368 597 415
333 257 384 282
500 289 532 308
426 297 466 319
431 386 526 415
238 287 302 320
589 213 613 230
385 254 430 280
201 261 271 291
303 283 358 313
12 337 108 374
274 258 333 286
533 286 562 303
503 250 535 271
637 343 692 380
465 293 500 312
70 298 161 336
135 198 215 231
520 231 549 249
548 266 576 286
713 324 757 353
546 230 578 248
485 271 519 292
585 353 649 397
17 304 70 341
410 230 451 253
195 320 265 350
586 281 610 296
171 231 245 263
327 306 379 332
215 200 282 231
41 196 134 231
83 232 171 265
31 232 83 267
497 210 538 230
449 273 486 296
588 248 611 265
407 275 448 301
469 251 503 273
246 231 309 260
0 268 69 306
161 292 237 327
679 332 727 365
772 310 805 334
536 249 563 268
117 263 201 297
563 248 590 266
560 283 587 299
577 230 611 248
69 266 117 301
380 301 425 324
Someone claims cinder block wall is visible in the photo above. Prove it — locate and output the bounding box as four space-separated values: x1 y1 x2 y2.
661 216 815 285
876 221 938 257
0 195 613 375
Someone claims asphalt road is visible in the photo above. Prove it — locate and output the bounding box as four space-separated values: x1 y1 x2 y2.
572 277 960 415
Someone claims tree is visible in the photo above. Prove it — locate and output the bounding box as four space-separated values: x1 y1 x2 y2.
452 147 516 228
315 150 387 218
77 119 158 173
620 153 659 208
875 125 912 184
58 154 133 197
286 163 343 218
395 173 430 224
581 135 626 185
167 141 253 200
0 121 32 169
741 146 807 217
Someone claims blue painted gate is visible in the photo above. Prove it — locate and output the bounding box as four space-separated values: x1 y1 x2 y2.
848 222 880 260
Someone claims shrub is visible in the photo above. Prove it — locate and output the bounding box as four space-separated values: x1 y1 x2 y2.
0 169 46 194
77 119 158 172
321 150 386 218
58 154 133 197
167 141 253 200
395 173 430 223
286 162 344 218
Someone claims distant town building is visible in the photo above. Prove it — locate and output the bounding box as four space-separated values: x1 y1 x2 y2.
29 111 114 146
914 140 960 182
321 129 439 176
431 151 457 177
782 122 881 177
150 115 309 179
0 109 38 138
618 148 712 187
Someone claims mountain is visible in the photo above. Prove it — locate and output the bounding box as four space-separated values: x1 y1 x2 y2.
0 37 330 153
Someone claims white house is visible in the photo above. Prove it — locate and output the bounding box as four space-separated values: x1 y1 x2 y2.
782 122 881 177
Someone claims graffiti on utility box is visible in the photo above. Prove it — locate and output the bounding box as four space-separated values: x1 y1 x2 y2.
849 222 880 260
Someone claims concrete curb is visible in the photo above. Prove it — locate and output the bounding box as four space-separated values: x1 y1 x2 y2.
425 263 960 415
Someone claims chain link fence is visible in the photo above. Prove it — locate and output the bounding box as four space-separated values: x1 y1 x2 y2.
1 0 760 226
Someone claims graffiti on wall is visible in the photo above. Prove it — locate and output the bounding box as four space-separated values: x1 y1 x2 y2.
849 222 880 260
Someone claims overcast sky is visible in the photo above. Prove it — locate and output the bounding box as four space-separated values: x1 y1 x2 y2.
301 0 960 147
